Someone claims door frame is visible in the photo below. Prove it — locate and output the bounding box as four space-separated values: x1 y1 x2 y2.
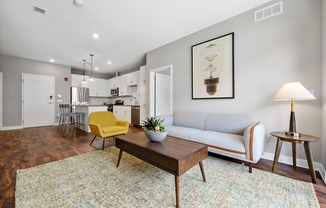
0 72 2 129
22 73 55 128
149 65 173 117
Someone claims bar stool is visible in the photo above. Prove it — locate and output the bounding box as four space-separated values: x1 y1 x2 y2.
59 104 84 135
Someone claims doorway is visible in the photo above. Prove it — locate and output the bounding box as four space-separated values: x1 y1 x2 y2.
149 65 173 117
22 73 55 128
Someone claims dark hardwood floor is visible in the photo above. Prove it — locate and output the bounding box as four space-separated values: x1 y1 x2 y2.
0 126 325 207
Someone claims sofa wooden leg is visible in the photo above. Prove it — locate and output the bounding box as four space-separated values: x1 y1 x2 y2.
249 163 253 173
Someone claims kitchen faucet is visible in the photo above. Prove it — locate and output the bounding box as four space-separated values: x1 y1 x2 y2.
130 96 136 105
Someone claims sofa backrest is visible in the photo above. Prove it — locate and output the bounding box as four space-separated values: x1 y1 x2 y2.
173 111 207 130
204 113 257 135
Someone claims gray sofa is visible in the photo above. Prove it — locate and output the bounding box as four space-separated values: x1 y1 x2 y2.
160 111 265 172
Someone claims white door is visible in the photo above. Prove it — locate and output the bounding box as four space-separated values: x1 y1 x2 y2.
155 73 171 116
22 73 55 128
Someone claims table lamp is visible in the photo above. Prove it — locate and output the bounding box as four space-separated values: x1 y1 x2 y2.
273 82 316 137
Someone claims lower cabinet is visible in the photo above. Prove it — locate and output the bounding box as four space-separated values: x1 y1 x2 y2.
113 106 131 124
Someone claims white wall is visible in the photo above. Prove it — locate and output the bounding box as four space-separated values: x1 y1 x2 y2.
0 54 71 127
322 0 326 170
146 0 323 163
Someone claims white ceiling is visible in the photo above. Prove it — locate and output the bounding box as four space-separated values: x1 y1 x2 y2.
0 0 271 74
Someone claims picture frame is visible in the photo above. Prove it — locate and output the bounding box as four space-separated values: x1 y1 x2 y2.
191 33 234 99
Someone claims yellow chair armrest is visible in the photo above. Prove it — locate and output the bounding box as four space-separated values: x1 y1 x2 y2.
116 120 129 128
89 123 103 137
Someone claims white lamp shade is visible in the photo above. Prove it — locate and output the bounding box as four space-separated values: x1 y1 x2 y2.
273 82 316 100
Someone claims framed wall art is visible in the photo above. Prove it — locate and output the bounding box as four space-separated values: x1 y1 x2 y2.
192 32 234 99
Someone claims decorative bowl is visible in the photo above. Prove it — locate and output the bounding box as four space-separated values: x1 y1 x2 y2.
144 129 167 142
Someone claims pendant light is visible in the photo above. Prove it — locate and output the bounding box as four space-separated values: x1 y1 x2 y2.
82 59 87 84
89 54 94 81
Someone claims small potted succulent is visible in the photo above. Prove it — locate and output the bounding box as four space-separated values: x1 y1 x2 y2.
142 116 167 142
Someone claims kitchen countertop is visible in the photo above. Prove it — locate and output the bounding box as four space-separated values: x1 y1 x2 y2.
73 104 140 107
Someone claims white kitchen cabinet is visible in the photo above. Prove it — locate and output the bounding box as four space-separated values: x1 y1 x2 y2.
139 66 147 86
89 79 97 96
97 79 109 97
71 74 90 88
108 77 118 89
117 75 127 96
125 71 139 86
89 78 109 97
139 85 148 124
113 106 131 124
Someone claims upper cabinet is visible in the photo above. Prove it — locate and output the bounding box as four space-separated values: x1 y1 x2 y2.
125 71 139 86
72 68 145 98
110 71 140 96
108 77 118 89
117 75 127 96
139 66 147 86
89 78 109 97
71 74 90 88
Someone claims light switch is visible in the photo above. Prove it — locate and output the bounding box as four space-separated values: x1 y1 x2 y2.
57 94 62 99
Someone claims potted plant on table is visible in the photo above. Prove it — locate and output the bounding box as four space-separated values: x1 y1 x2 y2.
142 117 167 142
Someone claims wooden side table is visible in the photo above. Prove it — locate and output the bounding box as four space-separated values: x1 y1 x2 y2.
270 132 320 183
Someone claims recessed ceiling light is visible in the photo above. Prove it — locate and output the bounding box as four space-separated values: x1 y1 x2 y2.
92 33 99 39
49 59 55 62
107 61 112 64
95 67 99 70
74 0 83 7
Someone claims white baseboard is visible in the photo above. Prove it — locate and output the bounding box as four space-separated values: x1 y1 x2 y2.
262 151 326 185
0 125 23 131
0 123 61 131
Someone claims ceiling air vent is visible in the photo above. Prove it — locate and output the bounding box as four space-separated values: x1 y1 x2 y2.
32 5 46 14
254 1 283 22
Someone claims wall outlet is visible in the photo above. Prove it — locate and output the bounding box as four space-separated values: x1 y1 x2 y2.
57 114 60 118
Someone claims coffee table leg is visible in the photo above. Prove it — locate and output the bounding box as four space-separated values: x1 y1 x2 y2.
116 149 123 168
175 175 179 208
199 161 206 182
272 138 283 171
303 142 317 183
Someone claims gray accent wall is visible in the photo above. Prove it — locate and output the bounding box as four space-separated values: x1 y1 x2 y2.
322 0 326 169
146 0 323 162
0 54 71 127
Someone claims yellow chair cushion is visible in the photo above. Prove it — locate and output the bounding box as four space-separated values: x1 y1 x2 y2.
102 126 127 134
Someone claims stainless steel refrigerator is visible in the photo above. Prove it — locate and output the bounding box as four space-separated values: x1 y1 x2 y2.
71 87 89 106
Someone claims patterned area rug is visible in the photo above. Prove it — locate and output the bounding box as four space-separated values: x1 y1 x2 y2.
16 147 319 208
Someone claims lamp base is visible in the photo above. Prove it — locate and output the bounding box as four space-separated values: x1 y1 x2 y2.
285 131 300 137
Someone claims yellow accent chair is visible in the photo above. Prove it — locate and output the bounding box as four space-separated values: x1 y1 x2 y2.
88 111 129 150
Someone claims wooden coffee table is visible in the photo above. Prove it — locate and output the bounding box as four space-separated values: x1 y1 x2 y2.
115 132 208 208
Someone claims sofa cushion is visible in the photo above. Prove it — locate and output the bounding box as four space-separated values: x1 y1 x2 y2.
173 111 206 130
189 131 246 155
165 126 201 140
204 114 257 135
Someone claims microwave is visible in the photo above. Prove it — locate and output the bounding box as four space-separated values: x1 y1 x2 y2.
110 88 119 96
